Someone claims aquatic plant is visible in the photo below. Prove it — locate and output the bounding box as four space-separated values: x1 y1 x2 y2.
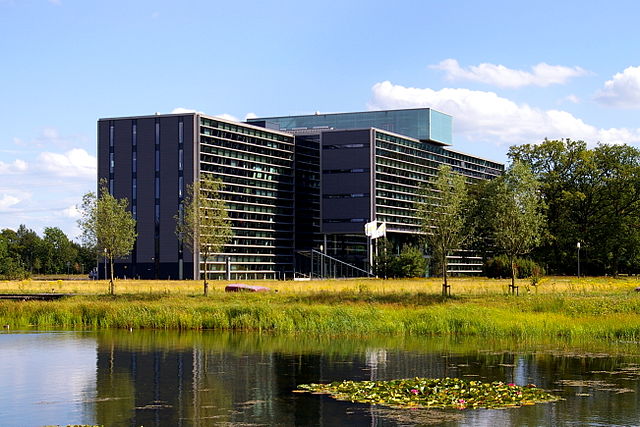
296 377 560 410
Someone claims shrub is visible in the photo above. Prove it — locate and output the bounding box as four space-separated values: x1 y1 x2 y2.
374 244 427 278
484 255 545 279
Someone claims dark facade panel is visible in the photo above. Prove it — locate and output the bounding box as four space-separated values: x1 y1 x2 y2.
134 118 156 263
97 121 110 190
112 121 132 206
159 116 180 264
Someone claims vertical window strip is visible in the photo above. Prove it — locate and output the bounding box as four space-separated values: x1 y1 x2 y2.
108 121 114 193
131 120 137 275
178 118 185 270
154 119 160 277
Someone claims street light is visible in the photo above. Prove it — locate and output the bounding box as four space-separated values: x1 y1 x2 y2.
577 242 581 278
103 248 108 280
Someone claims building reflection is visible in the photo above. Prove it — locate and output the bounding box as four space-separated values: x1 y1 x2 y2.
92 331 640 426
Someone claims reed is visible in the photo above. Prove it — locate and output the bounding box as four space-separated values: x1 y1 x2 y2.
1 283 640 340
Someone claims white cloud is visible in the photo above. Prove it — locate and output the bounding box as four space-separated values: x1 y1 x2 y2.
170 107 203 114
369 80 640 146
0 194 21 211
171 108 250 123
560 94 581 104
595 66 640 108
37 148 96 178
214 113 239 122
60 204 80 219
430 59 588 88
0 159 28 174
244 112 258 120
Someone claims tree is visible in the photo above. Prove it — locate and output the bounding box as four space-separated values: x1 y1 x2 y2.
14 225 44 274
509 140 640 276
176 175 232 296
485 162 545 293
416 164 472 295
42 227 77 274
78 181 137 294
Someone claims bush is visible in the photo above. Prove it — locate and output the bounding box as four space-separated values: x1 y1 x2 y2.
484 255 545 279
375 244 427 278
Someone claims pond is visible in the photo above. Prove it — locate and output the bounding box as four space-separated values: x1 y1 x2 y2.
1 330 639 426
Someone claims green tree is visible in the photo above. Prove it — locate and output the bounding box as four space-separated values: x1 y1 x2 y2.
509 140 640 276
176 175 232 296
485 161 545 292
14 225 44 274
78 181 137 294
42 227 77 274
72 241 97 275
416 164 472 295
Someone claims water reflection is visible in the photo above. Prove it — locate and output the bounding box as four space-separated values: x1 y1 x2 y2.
2 331 640 426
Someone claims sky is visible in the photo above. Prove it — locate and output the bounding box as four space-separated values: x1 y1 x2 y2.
2 0 640 239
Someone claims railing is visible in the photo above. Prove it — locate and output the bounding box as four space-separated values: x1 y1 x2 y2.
296 250 374 279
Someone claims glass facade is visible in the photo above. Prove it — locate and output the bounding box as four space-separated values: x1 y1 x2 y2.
248 108 453 145
199 116 295 279
375 129 502 233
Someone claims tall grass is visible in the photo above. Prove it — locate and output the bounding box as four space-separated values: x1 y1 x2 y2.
1 285 640 340
2 275 639 296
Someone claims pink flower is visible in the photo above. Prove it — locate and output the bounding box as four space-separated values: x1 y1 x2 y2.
508 383 516 387
458 399 466 403
410 389 419 395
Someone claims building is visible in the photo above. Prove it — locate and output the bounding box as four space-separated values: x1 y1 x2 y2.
97 108 503 280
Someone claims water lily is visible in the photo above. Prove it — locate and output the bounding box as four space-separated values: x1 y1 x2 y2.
296 377 560 410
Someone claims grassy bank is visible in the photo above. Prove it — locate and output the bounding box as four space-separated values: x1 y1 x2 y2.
1 275 639 296
1 276 640 340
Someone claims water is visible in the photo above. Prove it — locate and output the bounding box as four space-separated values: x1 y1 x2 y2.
1 330 639 426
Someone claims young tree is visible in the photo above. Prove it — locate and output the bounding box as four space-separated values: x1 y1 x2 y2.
417 164 471 296
176 175 232 296
486 162 545 293
78 181 137 295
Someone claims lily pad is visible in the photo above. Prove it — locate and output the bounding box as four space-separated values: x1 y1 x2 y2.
296 377 560 410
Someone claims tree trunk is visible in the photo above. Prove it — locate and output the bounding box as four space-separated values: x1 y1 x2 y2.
442 253 449 296
510 256 516 295
109 255 115 295
203 255 209 296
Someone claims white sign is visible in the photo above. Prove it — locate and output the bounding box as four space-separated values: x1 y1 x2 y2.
365 221 387 239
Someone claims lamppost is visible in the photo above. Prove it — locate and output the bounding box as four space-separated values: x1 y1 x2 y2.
577 242 581 278
103 248 108 280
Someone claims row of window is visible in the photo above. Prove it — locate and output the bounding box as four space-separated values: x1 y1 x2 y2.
227 202 293 215
200 162 294 185
222 191 292 206
200 126 292 152
203 146 292 167
323 193 369 199
201 118 293 143
324 143 369 150
375 134 502 175
201 135 294 162
323 168 369 174
200 153 292 176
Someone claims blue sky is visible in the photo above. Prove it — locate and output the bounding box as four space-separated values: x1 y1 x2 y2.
2 0 640 238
